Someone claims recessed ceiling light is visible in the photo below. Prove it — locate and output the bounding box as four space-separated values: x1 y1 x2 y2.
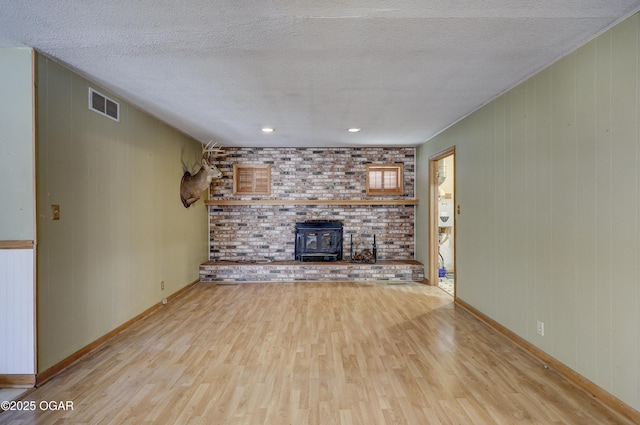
262 127 275 133
347 128 361 133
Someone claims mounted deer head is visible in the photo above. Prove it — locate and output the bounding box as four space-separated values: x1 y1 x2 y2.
180 140 225 208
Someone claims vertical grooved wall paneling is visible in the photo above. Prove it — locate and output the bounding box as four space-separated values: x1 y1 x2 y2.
416 13 640 411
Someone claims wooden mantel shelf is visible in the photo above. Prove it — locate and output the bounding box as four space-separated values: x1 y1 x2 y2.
205 199 419 206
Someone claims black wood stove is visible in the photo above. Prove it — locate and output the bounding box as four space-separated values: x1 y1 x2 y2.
294 221 343 262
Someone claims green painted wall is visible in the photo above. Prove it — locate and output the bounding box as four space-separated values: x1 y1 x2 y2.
36 55 208 372
417 13 640 410
0 48 35 240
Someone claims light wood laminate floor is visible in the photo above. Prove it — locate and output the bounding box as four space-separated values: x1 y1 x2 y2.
0 281 631 424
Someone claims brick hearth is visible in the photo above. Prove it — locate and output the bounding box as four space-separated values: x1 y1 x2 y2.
199 260 425 283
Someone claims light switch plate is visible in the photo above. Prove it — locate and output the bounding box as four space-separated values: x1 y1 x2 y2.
51 205 60 220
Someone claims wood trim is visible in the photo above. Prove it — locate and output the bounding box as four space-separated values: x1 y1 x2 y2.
0 240 34 249
33 49 40 379
205 199 419 206
0 374 36 388
455 298 640 425
428 146 456 288
428 157 438 286
233 163 272 195
365 164 404 196
165 278 199 303
36 278 200 387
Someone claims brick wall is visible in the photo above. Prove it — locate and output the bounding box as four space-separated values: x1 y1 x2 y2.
208 147 415 261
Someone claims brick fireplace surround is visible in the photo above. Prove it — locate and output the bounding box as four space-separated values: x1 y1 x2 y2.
200 147 425 283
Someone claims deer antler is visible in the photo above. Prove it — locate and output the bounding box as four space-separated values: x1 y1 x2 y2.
202 140 227 161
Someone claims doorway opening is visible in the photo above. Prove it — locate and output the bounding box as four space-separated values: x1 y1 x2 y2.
429 148 456 296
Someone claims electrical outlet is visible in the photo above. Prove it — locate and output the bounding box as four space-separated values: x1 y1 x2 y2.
537 320 545 336
161 281 165 291
162 298 167 305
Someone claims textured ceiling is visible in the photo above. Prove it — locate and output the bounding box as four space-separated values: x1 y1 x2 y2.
1 1 639 147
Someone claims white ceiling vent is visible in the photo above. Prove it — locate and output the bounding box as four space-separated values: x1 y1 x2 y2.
88 88 119 122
